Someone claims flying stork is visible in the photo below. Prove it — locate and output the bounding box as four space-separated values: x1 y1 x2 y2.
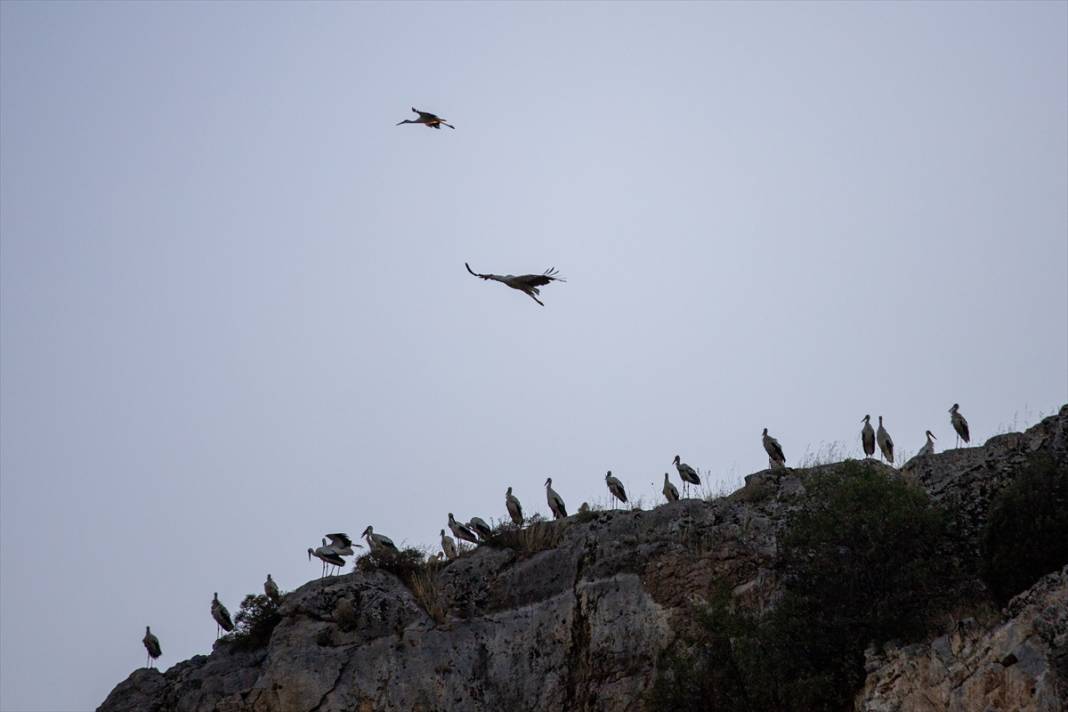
662 472 679 503
949 404 970 448
762 428 786 468
440 529 458 560
876 416 895 465
605 471 627 508
672 455 701 497
142 626 162 668
395 107 455 129
210 593 234 639
861 415 876 459
448 513 480 544
545 478 568 520
465 262 566 306
505 487 524 525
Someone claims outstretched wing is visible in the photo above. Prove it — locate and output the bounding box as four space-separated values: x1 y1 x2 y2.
325 533 352 549
414 108 441 120
514 268 566 288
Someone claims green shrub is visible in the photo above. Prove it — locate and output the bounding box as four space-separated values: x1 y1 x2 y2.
224 594 281 650
649 463 963 712
982 453 1068 606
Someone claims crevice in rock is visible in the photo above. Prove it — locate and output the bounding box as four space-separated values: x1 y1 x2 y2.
563 536 597 711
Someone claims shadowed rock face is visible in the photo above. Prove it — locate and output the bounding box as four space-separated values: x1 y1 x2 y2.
98 407 1068 712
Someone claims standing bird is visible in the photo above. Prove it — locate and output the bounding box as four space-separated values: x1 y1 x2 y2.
142 626 162 668
362 525 398 554
605 471 627 507
949 404 970 448
465 263 566 307
440 529 458 560
762 428 786 468
210 593 234 639
395 107 455 129
861 415 876 459
918 430 937 457
468 516 494 541
876 416 895 465
662 472 680 503
308 543 346 577
505 487 524 525
264 574 280 603
672 455 701 497
545 478 568 520
448 513 480 544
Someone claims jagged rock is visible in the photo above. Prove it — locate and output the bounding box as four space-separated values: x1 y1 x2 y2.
99 407 1068 712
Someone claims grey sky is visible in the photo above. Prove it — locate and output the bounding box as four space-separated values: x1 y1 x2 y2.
1 2 1065 710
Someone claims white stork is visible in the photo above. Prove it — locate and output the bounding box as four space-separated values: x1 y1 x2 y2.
440 529 458 560
142 626 162 668
861 415 876 459
605 471 627 507
468 517 493 541
211 593 234 639
362 525 399 554
264 574 280 603
505 487 524 525
324 532 361 557
877 416 895 465
918 430 937 457
762 428 786 467
949 404 970 448
448 513 480 544
308 543 346 577
465 262 566 306
545 478 568 519
662 472 679 503
672 455 701 497
395 107 455 129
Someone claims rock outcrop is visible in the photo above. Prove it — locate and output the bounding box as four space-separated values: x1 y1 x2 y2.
99 407 1068 712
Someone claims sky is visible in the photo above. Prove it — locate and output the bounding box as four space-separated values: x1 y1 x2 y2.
1 2 1065 710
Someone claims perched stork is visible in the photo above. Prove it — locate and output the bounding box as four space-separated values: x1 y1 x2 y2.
662 472 680 503
395 107 455 129
949 404 970 448
918 430 936 457
468 516 494 541
672 455 701 497
308 543 346 577
142 626 162 668
876 416 895 465
448 513 480 544
211 593 234 639
505 487 524 525
440 529 458 560
465 262 565 306
762 428 786 467
545 478 568 519
362 525 398 554
578 501 590 514
605 471 627 507
861 415 876 459
264 574 280 603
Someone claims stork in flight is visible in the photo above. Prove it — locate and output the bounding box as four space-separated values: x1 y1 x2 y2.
396 107 455 129
465 263 565 306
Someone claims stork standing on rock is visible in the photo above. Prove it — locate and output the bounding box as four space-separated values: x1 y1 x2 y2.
362 526 398 554
465 263 566 306
505 487 524 525
861 415 876 459
468 517 493 541
264 574 280 603
672 455 701 497
545 478 568 519
662 473 680 503
210 593 234 639
762 428 786 468
918 430 937 457
440 529 458 560
142 626 161 668
308 544 345 577
605 471 627 508
395 107 455 129
950 404 971 448
877 416 895 465
448 513 480 545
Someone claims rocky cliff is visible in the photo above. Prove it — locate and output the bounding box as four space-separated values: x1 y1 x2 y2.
99 407 1068 712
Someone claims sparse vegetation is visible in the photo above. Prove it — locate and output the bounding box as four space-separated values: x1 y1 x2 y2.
489 515 568 555
223 594 281 650
982 452 1068 606
650 462 965 712
356 547 449 623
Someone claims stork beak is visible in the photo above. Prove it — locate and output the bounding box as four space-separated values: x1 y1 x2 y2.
932 433 937 440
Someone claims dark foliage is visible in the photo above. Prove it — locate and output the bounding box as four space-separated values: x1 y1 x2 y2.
224 594 281 651
649 463 964 712
356 547 428 586
982 453 1068 606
